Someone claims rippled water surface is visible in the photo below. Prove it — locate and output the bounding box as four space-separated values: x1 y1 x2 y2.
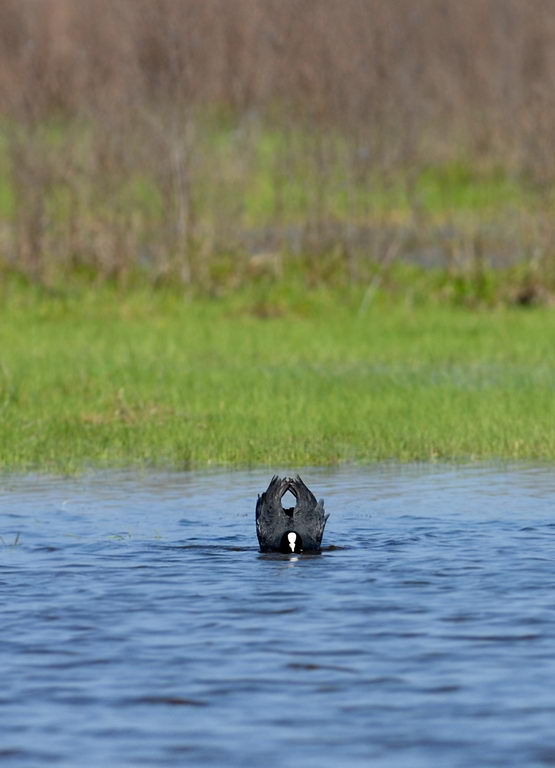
2 464 555 767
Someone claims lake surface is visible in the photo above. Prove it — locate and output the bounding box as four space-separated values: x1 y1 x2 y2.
2 463 555 767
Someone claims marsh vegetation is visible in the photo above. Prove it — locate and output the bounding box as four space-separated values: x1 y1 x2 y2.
1 2 555 469
1 1 555 303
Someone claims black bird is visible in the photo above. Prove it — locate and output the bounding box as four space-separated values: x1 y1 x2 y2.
256 475 329 553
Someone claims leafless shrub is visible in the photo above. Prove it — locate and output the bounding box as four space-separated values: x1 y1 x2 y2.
1 0 555 293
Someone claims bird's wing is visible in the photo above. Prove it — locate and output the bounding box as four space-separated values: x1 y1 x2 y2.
288 475 329 550
291 498 328 550
256 475 290 551
288 474 317 509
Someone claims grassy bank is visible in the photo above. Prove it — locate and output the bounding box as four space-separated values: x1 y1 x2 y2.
1 279 555 471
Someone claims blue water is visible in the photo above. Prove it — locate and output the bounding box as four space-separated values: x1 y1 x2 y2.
2 463 555 767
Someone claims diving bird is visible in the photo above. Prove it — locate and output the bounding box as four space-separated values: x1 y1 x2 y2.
256 475 329 553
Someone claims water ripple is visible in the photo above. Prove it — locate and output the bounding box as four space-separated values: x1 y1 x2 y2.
2 463 555 767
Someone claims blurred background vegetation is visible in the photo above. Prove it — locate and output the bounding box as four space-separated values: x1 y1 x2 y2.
1 0 555 305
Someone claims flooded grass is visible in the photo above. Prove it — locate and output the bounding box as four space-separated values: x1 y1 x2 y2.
1 282 555 471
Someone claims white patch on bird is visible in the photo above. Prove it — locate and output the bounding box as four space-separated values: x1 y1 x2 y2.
287 532 297 552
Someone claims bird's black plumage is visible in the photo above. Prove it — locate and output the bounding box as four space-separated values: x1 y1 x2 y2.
256 475 329 552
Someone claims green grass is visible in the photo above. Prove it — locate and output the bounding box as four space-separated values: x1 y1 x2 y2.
1 279 555 471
